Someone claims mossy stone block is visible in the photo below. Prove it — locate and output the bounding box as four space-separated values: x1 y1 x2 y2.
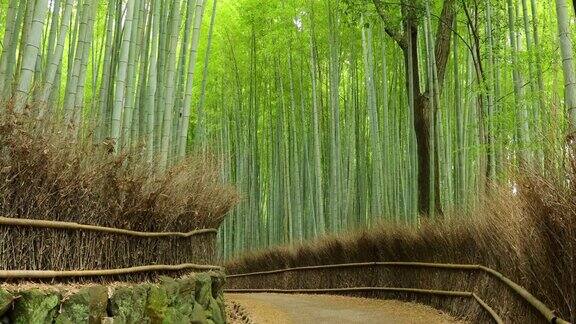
190 302 209 324
87 286 108 324
158 277 180 299
146 285 169 323
11 289 60 324
176 276 196 300
162 308 189 324
170 278 196 322
0 289 14 316
55 289 89 324
110 285 150 324
209 272 225 298
55 286 108 324
208 297 225 324
194 274 212 308
147 276 200 323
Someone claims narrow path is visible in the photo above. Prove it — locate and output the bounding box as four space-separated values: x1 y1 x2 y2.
227 293 463 324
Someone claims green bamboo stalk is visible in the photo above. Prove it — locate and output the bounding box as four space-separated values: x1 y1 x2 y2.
555 0 576 144
195 0 218 150
361 18 384 220
309 27 325 235
37 0 73 118
178 0 206 157
14 0 49 113
121 0 145 148
0 0 19 102
111 0 137 149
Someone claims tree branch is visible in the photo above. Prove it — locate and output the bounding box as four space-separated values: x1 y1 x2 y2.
372 0 406 48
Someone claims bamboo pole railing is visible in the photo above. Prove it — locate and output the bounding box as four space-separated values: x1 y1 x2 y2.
0 263 223 279
226 261 570 324
0 216 217 237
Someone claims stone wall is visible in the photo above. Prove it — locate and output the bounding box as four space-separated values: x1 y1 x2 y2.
0 271 226 323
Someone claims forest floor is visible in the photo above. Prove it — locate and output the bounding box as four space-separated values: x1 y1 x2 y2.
226 293 463 323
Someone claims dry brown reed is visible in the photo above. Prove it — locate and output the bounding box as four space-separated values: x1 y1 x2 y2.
0 114 238 281
0 115 239 231
226 168 576 323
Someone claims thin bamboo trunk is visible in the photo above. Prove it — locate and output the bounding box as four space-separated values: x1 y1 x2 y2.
14 0 49 113
111 0 137 148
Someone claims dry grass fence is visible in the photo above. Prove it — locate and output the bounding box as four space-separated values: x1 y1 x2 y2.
226 167 576 323
0 115 238 282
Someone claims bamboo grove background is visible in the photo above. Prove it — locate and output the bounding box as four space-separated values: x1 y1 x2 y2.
211 0 576 259
1 0 576 260
0 0 217 169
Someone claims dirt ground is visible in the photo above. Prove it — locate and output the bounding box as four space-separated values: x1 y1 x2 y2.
226 293 463 324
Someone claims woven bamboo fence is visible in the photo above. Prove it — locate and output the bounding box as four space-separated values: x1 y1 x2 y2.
226 262 571 323
0 216 220 282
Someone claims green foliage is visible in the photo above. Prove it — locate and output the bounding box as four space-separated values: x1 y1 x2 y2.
341 0 371 25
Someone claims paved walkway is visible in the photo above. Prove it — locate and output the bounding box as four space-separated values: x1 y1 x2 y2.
227 293 462 324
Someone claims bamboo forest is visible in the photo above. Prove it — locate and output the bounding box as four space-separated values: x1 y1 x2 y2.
215 0 576 258
1 0 576 322
0 0 573 249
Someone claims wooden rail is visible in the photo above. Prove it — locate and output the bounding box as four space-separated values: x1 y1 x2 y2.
0 216 217 237
0 263 223 278
227 261 570 324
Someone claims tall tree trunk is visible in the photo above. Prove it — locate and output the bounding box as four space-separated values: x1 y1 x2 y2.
374 0 454 216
